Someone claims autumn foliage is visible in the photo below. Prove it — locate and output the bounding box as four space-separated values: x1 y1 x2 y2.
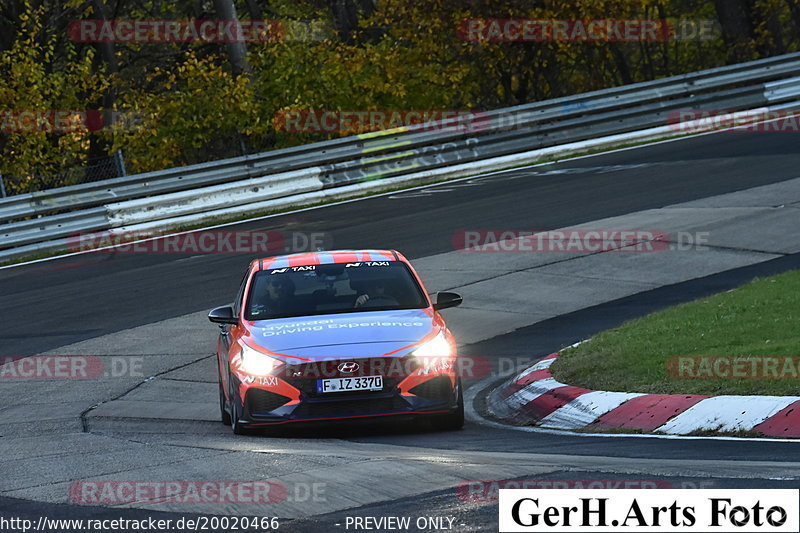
0 0 798 193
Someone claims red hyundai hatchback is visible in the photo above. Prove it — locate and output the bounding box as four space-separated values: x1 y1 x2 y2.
208 249 464 434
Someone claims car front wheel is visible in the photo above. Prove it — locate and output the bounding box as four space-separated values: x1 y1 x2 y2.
436 379 464 430
228 372 249 435
218 367 232 425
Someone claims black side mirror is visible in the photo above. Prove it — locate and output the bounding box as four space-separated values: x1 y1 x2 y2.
433 292 463 311
208 305 238 325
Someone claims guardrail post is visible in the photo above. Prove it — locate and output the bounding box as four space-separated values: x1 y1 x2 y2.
0 174 6 198
114 150 127 178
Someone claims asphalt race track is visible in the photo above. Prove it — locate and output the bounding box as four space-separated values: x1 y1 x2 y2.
1 129 799 532
4 130 800 355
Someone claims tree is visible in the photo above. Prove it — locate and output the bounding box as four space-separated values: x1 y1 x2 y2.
213 0 253 76
0 0 109 192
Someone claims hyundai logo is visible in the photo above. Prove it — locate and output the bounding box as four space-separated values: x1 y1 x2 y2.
338 362 360 373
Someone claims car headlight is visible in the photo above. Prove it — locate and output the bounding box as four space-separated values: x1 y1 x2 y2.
240 344 282 376
411 332 452 359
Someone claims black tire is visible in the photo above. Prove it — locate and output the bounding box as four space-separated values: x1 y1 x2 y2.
438 379 465 430
218 373 231 425
229 373 249 435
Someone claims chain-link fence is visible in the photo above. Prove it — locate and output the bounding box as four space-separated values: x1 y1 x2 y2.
0 150 126 197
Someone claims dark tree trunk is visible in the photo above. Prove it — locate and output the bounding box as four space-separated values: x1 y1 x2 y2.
608 42 634 85
90 0 118 80
760 4 786 55
213 0 252 76
713 0 756 63
89 0 119 162
243 0 263 20
0 0 21 52
330 0 359 44
790 0 800 31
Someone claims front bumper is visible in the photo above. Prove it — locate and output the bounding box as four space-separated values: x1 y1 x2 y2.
233 357 459 426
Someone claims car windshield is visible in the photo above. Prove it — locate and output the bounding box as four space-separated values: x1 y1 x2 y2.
245 261 428 320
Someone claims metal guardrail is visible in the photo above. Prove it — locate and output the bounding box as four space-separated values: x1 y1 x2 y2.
2 52 800 262
4 52 800 222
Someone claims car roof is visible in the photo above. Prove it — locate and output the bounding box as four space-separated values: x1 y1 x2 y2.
257 250 404 270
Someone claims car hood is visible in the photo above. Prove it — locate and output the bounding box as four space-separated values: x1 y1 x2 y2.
246 309 436 360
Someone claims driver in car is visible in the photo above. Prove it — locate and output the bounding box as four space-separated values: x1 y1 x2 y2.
354 279 396 308
254 277 297 316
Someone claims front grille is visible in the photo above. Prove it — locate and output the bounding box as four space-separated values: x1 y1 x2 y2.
246 389 291 415
295 396 410 418
283 356 416 398
409 376 453 400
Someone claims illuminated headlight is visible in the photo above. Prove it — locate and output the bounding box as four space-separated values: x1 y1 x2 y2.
240 344 282 376
412 332 452 359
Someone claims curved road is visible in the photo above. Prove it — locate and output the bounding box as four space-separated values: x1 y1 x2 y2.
1 129 799 532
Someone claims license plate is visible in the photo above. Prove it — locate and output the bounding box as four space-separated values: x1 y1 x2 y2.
317 375 383 393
